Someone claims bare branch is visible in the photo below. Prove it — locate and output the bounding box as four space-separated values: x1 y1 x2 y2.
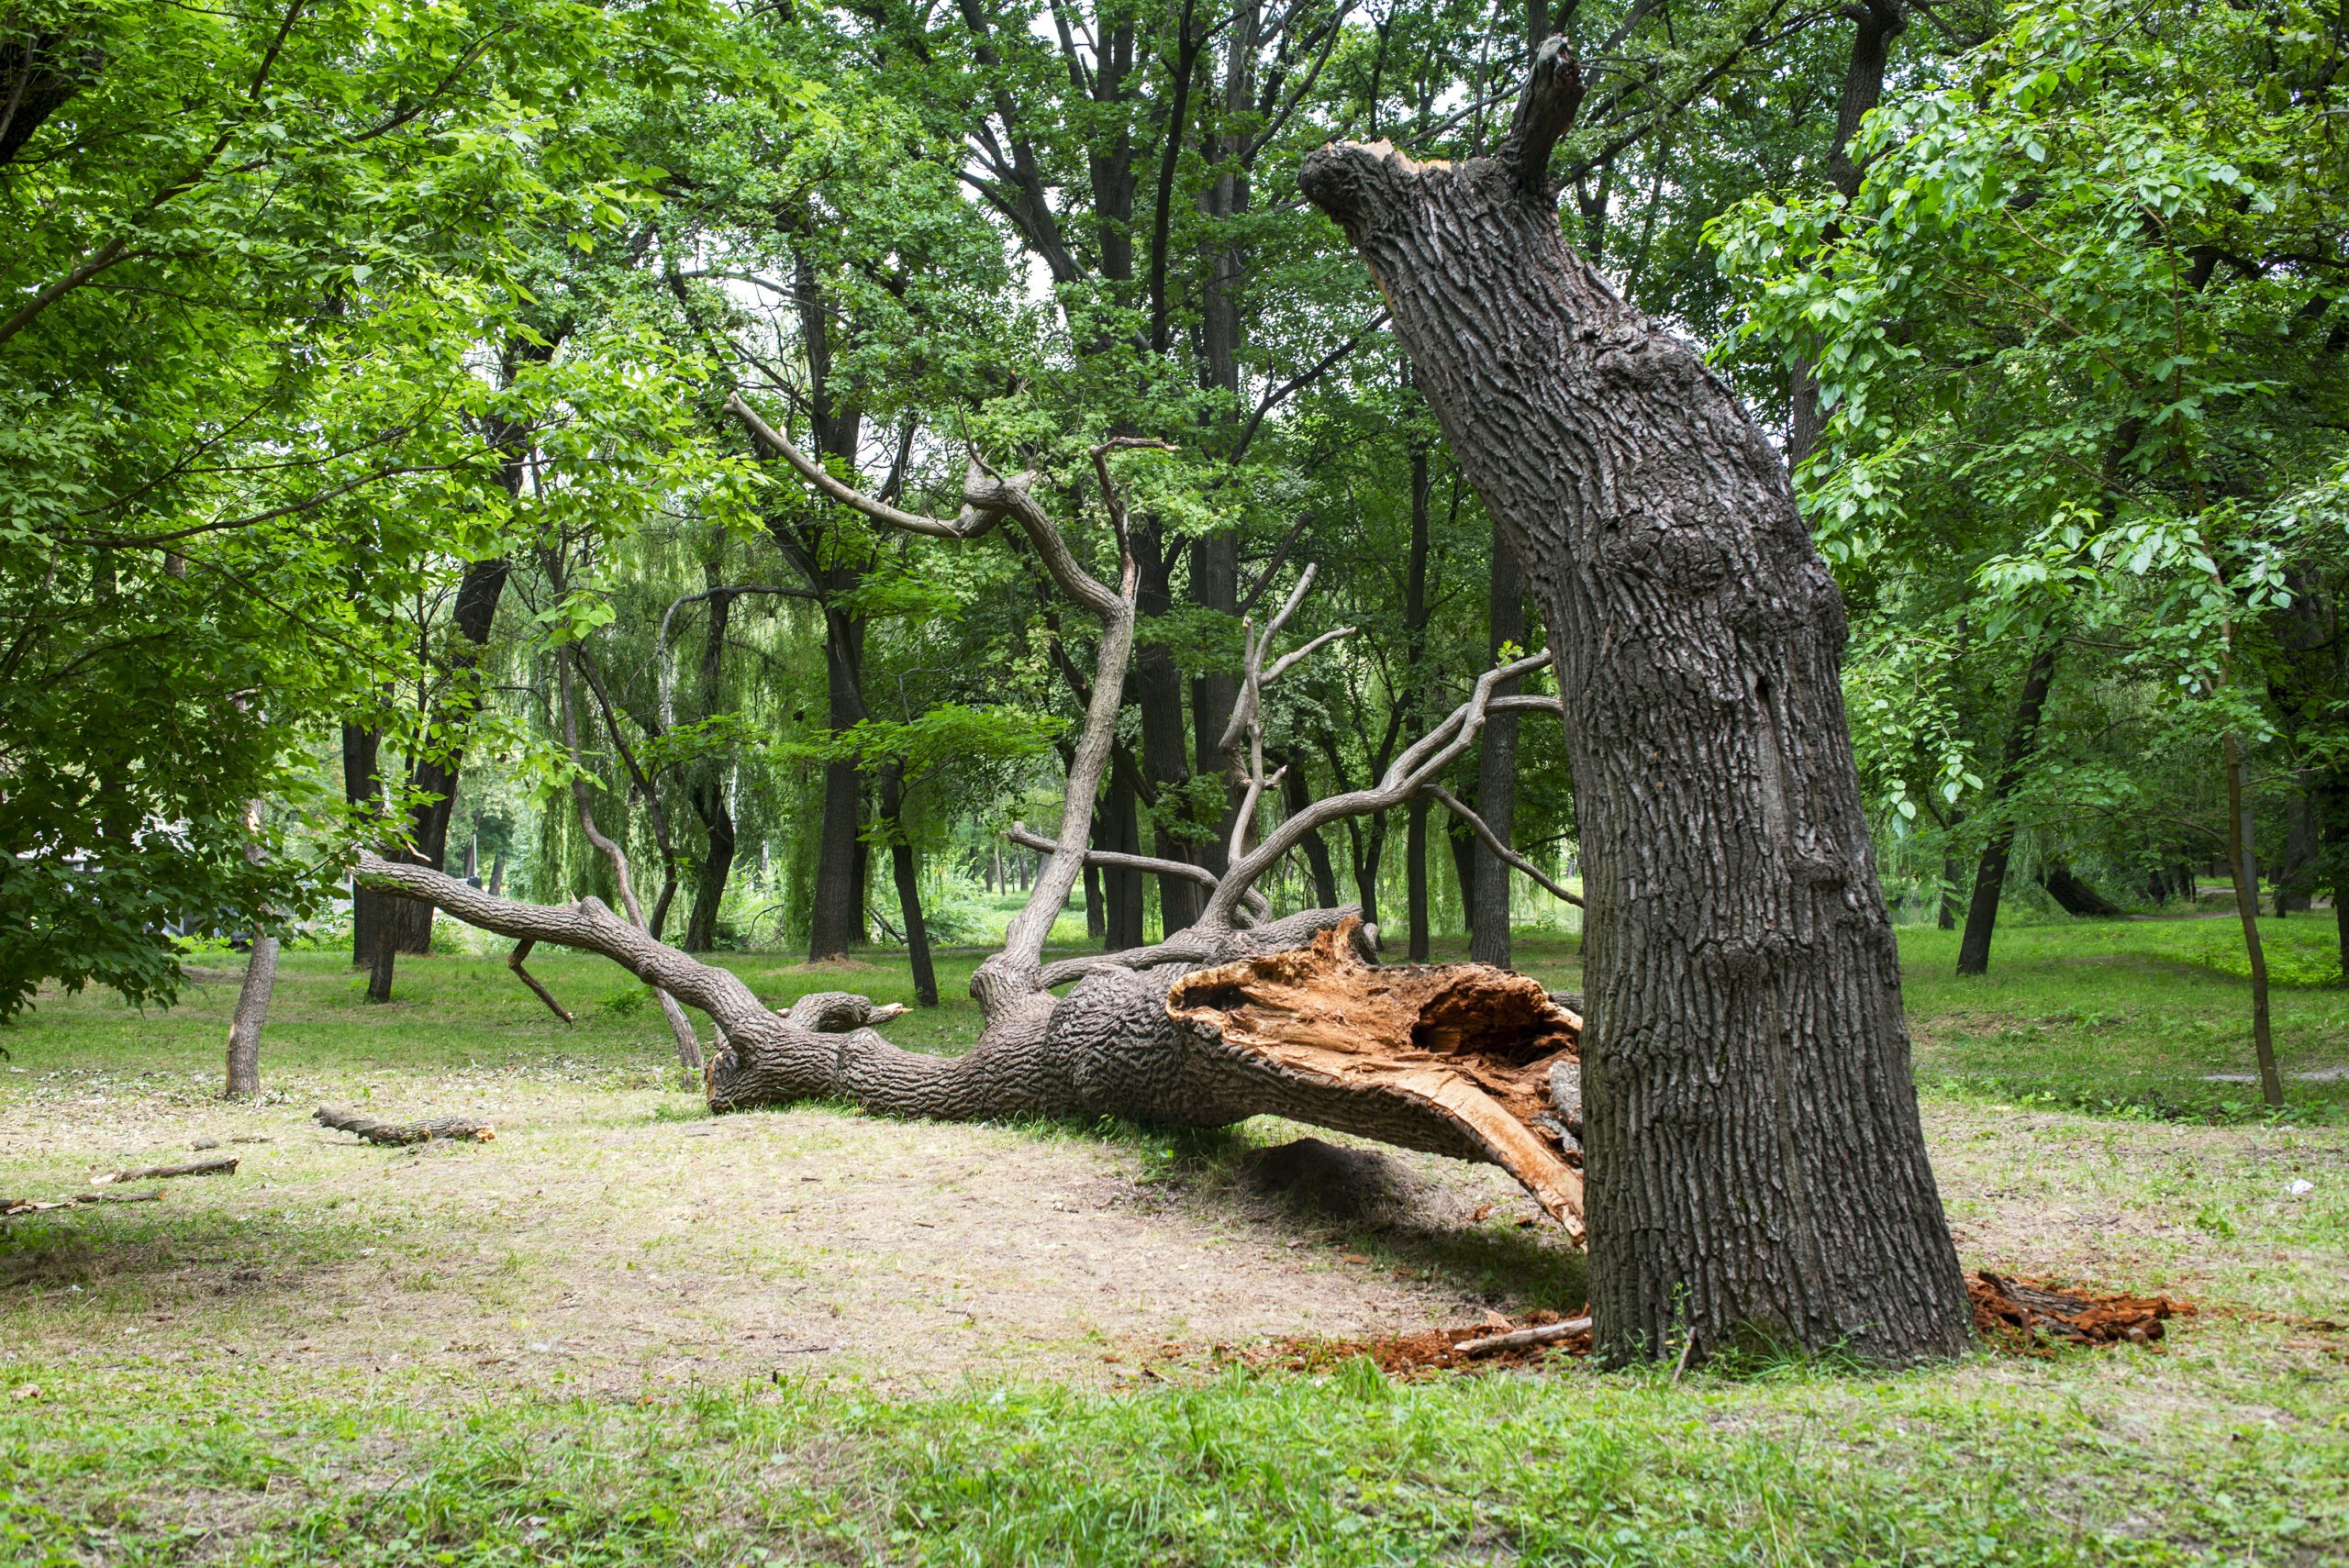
356 852 772 1040
1206 650 1553 928
1420 785 1583 906
1004 821 1270 921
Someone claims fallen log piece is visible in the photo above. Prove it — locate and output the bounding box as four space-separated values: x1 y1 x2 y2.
1242 1309 1593 1380
1456 1317 1594 1356
315 1106 496 1146
3 1189 166 1217
90 1156 238 1185
1969 1270 2192 1348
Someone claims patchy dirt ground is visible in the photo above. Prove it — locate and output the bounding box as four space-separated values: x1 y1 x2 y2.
0 1066 1584 1399
2 1062 2342 1406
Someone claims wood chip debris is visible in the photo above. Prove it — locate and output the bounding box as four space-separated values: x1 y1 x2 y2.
1969 1270 2194 1351
1231 1309 1594 1380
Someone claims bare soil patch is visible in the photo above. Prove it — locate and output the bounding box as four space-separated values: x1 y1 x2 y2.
3 1073 2341 1404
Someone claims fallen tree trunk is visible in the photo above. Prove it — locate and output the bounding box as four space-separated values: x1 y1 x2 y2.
90 1157 237 1184
357 855 1588 1237
315 1105 496 1146
353 431 1607 1254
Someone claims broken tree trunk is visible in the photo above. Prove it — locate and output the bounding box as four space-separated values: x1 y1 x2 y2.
1299 40 1970 1362
355 854 1587 1238
359 426 1614 1269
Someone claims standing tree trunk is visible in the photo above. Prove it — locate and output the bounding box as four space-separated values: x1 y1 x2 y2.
1103 764 1147 949
1135 533 1206 934
2222 732 2284 1106
225 938 278 1098
1787 0 1907 471
1300 44 1970 1362
810 604 869 958
879 760 939 1007
1472 531 1529 966
226 799 277 1098
1403 428 1435 961
1281 754 1341 909
1956 639 2060 975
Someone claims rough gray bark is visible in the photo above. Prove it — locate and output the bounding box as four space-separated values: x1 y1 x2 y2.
224 936 277 1099
1299 41 1970 1362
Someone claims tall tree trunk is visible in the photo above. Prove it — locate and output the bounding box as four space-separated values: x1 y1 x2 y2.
810 604 868 959
1406 795 1432 959
1787 0 1907 470
683 577 738 952
1403 430 1434 962
1301 50 1971 1362
2223 733 2284 1106
1955 639 2059 975
683 801 734 952
225 938 278 1097
1104 765 1147 949
1189 5 1255 874
880 761 939 1007
1471 531 1529 965
1135 531 1205 932
341 722 383 967
1281 755 1341 909
226 799 277 1098
1448 817 1479 936
1938 842 1962 929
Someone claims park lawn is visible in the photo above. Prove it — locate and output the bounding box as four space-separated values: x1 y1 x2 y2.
0 917 2342 1565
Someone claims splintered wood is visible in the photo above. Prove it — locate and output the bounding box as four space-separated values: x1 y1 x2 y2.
1167 919 1586 1243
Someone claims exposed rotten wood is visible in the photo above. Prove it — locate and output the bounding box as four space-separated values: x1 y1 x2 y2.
1167 920 1586 1243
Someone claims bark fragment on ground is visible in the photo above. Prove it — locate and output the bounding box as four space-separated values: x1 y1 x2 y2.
1969 1271 2195 1350
89 1156 237 1184
3 1189 164 1217
1169 920 1586 1242
1236 1308 1594 1381
315 1106 496 1146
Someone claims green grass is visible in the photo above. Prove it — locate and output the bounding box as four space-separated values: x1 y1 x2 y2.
6 1345 2343 1566
1899 917 2349 1120
1 914 2345 1565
